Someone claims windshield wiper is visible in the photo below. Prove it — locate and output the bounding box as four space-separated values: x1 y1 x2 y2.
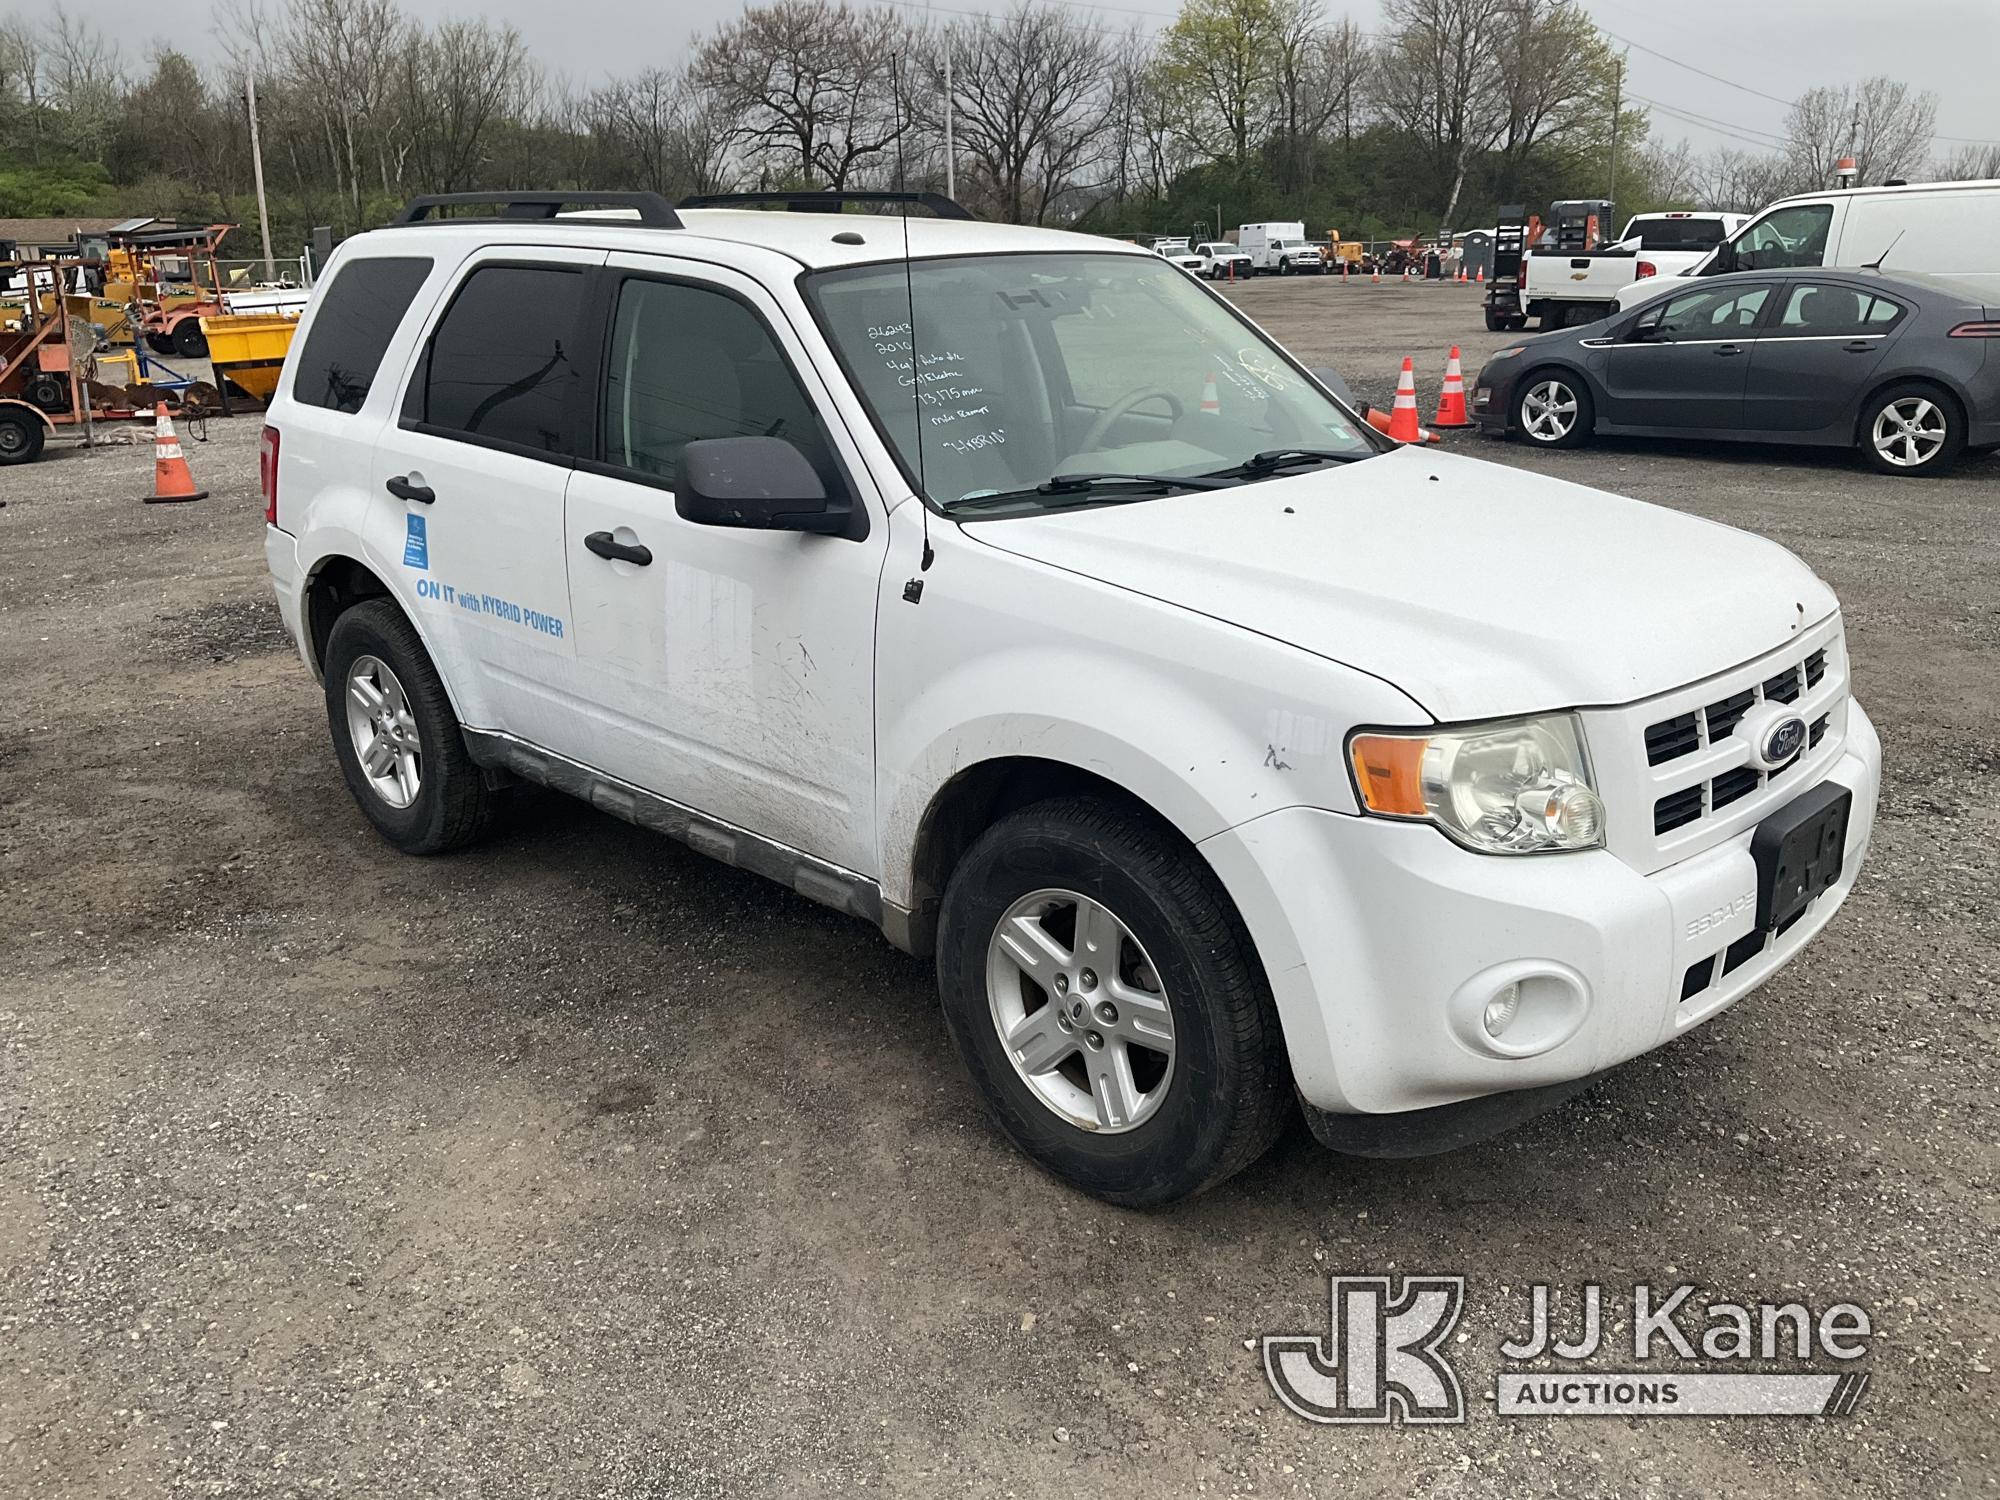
1037 470 1234 495
1210 447 1372 479
949 471 1234 511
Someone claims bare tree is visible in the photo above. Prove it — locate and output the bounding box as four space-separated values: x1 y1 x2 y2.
693 0 911 190
924 5 1108 224
1935 141 2000 181
395 18 534 195
1371 0 1508 225
593 67 735 198
1786 77 1937 188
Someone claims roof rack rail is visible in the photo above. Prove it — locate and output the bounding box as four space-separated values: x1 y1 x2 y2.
676 190 976 222
388 192 683 228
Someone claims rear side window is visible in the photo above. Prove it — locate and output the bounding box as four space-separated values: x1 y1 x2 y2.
1769 283 1907 337
418 264 587 455
289 256 431 414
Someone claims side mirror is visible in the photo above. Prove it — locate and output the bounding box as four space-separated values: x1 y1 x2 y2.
674 436 847 535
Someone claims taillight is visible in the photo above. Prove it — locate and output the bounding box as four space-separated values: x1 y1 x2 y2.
1636 260 1657 279
1948 321 2000 338
259 425 280 525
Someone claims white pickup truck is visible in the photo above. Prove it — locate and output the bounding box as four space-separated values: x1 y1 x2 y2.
1522 212 1750 328
264 189 1878 1205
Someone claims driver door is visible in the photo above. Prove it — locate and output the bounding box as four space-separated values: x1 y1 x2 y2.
1597 281 1774 431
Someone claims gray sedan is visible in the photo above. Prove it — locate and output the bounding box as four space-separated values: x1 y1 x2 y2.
1471 268 2000 476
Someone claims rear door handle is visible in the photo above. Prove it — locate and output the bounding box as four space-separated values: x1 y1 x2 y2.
584 530 653 566
1714 344 1743 356
386 474 434 504
1843 340 1875 352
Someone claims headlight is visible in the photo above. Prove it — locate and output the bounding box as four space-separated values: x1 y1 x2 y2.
1348 714 1605 854
1492 346 1526 359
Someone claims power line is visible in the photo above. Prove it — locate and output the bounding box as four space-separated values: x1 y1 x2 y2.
1595 12 2000 147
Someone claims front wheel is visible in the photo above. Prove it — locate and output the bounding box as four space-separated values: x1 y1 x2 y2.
1277 257 1292 275
1514 370 1594 448
937 798 1290 1206
322 599 499 854
1860 384 1964 477
0 409 45 465
172 321 208 359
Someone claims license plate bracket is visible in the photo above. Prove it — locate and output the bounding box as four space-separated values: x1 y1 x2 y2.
1750 782 1852 932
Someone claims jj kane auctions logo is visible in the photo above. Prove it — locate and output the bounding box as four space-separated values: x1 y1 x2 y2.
1262 1277 1873 1424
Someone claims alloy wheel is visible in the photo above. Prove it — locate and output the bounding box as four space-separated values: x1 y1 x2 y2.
344 654 422 808
1870 396 1946 468
985 888 1176 1133
1521 378 1579 442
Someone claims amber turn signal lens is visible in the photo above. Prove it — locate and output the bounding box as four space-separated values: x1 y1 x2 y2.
1349 734 1430 817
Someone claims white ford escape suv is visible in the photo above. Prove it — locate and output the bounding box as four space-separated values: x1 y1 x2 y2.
263 190 1880 1205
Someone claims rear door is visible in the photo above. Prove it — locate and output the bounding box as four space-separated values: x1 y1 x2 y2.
370 247 603 747
1597 280 1775 430
1741 282 1909 434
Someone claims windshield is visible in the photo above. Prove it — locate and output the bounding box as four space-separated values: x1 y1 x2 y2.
806 252 1375 511
1629 217 1728 250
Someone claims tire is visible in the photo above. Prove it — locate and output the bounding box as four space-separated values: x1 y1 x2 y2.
936 796 1290 1206
1859 383 1964 477
322 598 498 854
1278 257 1292 276
1514 368 1594 449
1484 306 1507 332
144 332 174 355
0 410 45 465
172 320 208 359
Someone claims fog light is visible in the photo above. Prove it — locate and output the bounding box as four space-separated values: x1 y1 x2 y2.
1482 982 1522 1037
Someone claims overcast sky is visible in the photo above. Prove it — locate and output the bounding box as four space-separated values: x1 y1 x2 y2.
210 0 2000 160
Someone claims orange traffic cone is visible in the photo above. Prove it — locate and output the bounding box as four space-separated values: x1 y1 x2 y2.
143 403 207 504
1199 370 1221 416
1371 267 1380 284
1433 346 1472 428
1362 403 1440 446
1475 265 1485 284
1387 357 1421 443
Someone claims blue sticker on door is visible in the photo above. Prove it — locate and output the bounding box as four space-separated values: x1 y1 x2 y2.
402 513 429 570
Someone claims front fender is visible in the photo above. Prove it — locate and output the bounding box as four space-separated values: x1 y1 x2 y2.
874 506 1429 909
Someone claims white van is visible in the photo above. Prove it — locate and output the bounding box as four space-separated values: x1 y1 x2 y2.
1616 178 2000 311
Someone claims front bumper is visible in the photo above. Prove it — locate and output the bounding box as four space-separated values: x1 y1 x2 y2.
1199 700 1880 1120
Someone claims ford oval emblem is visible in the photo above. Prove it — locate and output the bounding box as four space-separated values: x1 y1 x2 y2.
1763 715 1807 766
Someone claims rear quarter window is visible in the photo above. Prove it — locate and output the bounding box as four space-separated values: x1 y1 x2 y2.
289 256 432 414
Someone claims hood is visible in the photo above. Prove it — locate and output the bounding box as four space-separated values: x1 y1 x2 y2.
960 446 1837 722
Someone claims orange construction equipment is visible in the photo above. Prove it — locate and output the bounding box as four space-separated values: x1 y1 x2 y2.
1387 357 1422 442
1433 346 1472 428
142 403 207 503
1199 370 1221 415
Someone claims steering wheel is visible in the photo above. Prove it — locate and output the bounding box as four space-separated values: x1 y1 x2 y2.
1078 384 1185 454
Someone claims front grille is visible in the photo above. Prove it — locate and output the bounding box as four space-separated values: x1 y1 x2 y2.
1628 635 1845 856
1654 784 1704 834
1645 712 1699 765
1710 765 1760 811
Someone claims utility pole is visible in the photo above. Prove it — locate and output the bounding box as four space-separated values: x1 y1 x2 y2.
1607 51 1625 207
943 37 955 201
245 56 276 281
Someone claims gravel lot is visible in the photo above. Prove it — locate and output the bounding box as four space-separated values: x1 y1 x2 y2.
1 281 1995 1497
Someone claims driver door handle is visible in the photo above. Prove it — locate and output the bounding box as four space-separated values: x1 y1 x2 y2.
1844 340 1875 352
1714 344 1743 357
386 474 434 504
584 530 653 566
